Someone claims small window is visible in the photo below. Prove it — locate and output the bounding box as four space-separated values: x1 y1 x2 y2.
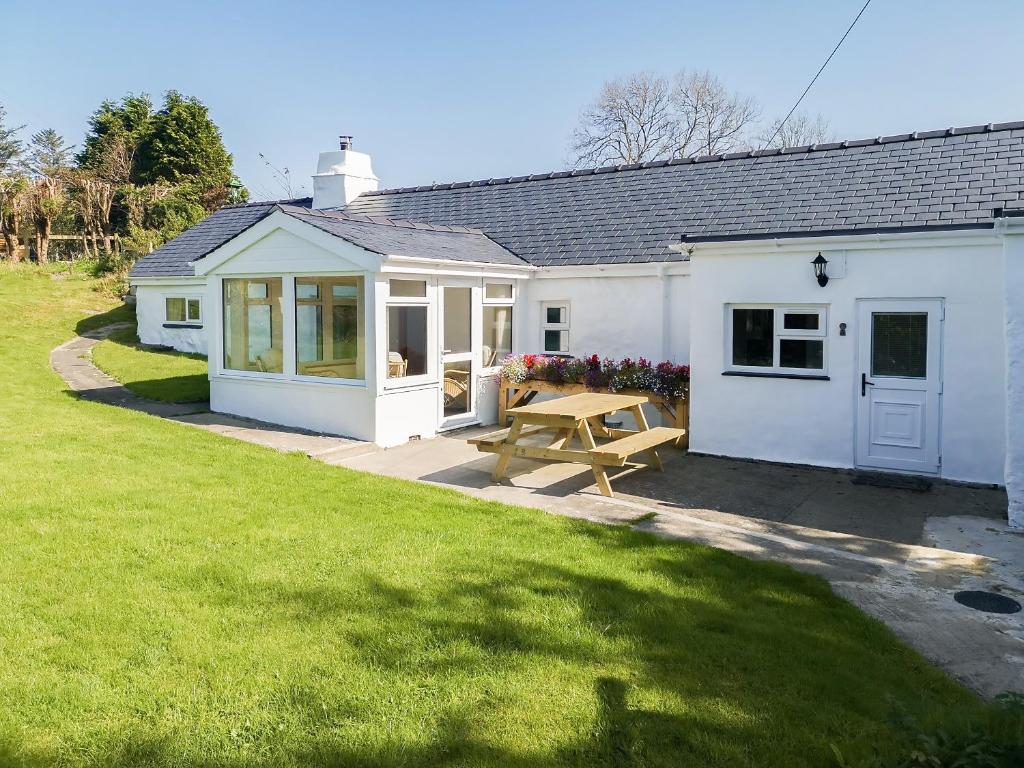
728 305 827 373
485 282 513 300
165 297 186 322
387 305 428 378
779 338 824 369
731 308 773 367
482 306 512 366
389 279 426 298
782 311 819 332
166 297 201 324
541 302 570 354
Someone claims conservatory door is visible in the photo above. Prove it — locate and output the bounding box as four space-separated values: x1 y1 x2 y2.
438 284 477 428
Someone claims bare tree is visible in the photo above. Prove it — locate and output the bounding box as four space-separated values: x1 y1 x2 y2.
26 129 73 264
0 104 25 260
258 152 302 199
569 72 678 167
72 173 116 258
671 71 760 158
569 70 761 167
73 134 133 257
758 111 834 150
0 175 27 261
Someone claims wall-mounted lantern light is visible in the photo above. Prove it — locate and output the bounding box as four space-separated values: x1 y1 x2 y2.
811 253 829 287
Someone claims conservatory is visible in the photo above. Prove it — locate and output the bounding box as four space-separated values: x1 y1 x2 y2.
185 204 533 446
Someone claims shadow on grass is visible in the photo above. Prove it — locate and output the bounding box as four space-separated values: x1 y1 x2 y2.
144 526 973 766
86 320 210 404
75 302 136 336
112 374 210 404
0 509 981 767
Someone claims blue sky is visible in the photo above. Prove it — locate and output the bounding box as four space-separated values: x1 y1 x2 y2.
3 0 1022 200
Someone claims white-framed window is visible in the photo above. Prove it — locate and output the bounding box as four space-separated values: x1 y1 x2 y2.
389 278 427 299
386 279 430 380
482 282 514 367
484 282 513 302
727 305 827 374
294 276 365 381
541 302 570 354
223 278 284 373
165 297 201 324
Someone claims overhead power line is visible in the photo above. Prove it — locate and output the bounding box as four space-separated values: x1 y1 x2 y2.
760 0 873 152
693 0 873 238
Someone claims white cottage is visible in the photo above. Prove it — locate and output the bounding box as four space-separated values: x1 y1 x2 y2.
129 125 1024 525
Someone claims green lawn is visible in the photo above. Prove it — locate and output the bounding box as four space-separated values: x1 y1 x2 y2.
91 324 209 403
0 263 986 767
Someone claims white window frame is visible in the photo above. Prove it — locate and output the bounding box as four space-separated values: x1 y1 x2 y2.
388 278 428 299
726 304 828 375
482 281 515 305
292 275 367 386
479 282 512 370
385 279 432 384
541 301 570 355
164 295 202 325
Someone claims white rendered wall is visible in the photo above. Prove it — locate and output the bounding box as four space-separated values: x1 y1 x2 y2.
374 386 439 447
134 283 208 354
211 377 375 441
688 237 1006 485
522 270 691 362
1002 227 1024 527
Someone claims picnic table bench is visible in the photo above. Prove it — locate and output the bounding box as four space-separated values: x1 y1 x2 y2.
469 392 686 498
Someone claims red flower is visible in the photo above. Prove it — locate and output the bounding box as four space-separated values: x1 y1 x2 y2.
523 354 537 368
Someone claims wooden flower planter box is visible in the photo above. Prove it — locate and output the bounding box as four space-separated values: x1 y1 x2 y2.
498 377 689 449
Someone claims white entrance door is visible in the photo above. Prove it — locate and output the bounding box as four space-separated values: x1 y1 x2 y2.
438 284 477 429
855 299 943 474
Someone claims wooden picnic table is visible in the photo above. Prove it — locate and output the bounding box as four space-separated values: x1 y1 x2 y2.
469 392 686 498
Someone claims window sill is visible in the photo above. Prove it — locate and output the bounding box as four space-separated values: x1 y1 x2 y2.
722 371 830 381
163 322 203 329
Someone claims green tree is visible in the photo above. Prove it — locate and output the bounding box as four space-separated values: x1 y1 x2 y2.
27 129 73 176
77 91 247 276
77 94 153 176
137 91 235 210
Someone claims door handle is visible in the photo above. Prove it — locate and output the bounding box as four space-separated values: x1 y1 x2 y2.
861 373 875 397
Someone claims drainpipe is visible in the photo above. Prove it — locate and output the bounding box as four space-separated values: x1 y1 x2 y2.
659 263 671 361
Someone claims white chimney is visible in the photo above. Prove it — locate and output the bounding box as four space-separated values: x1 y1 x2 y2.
311 136 379 210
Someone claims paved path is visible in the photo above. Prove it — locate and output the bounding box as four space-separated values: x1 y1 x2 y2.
50 324 375 462
52 326 1023 698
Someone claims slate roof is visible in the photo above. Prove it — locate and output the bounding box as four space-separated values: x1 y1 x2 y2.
131 121 1024 277
129 200 293 277
346 122 1024 265
277 205 527 267
129 199 524 277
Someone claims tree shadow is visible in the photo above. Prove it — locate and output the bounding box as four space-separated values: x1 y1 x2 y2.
0 510 973 766
75 302 136 336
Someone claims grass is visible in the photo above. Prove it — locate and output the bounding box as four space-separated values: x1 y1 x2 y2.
91 323 209 403
0 263 988 767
